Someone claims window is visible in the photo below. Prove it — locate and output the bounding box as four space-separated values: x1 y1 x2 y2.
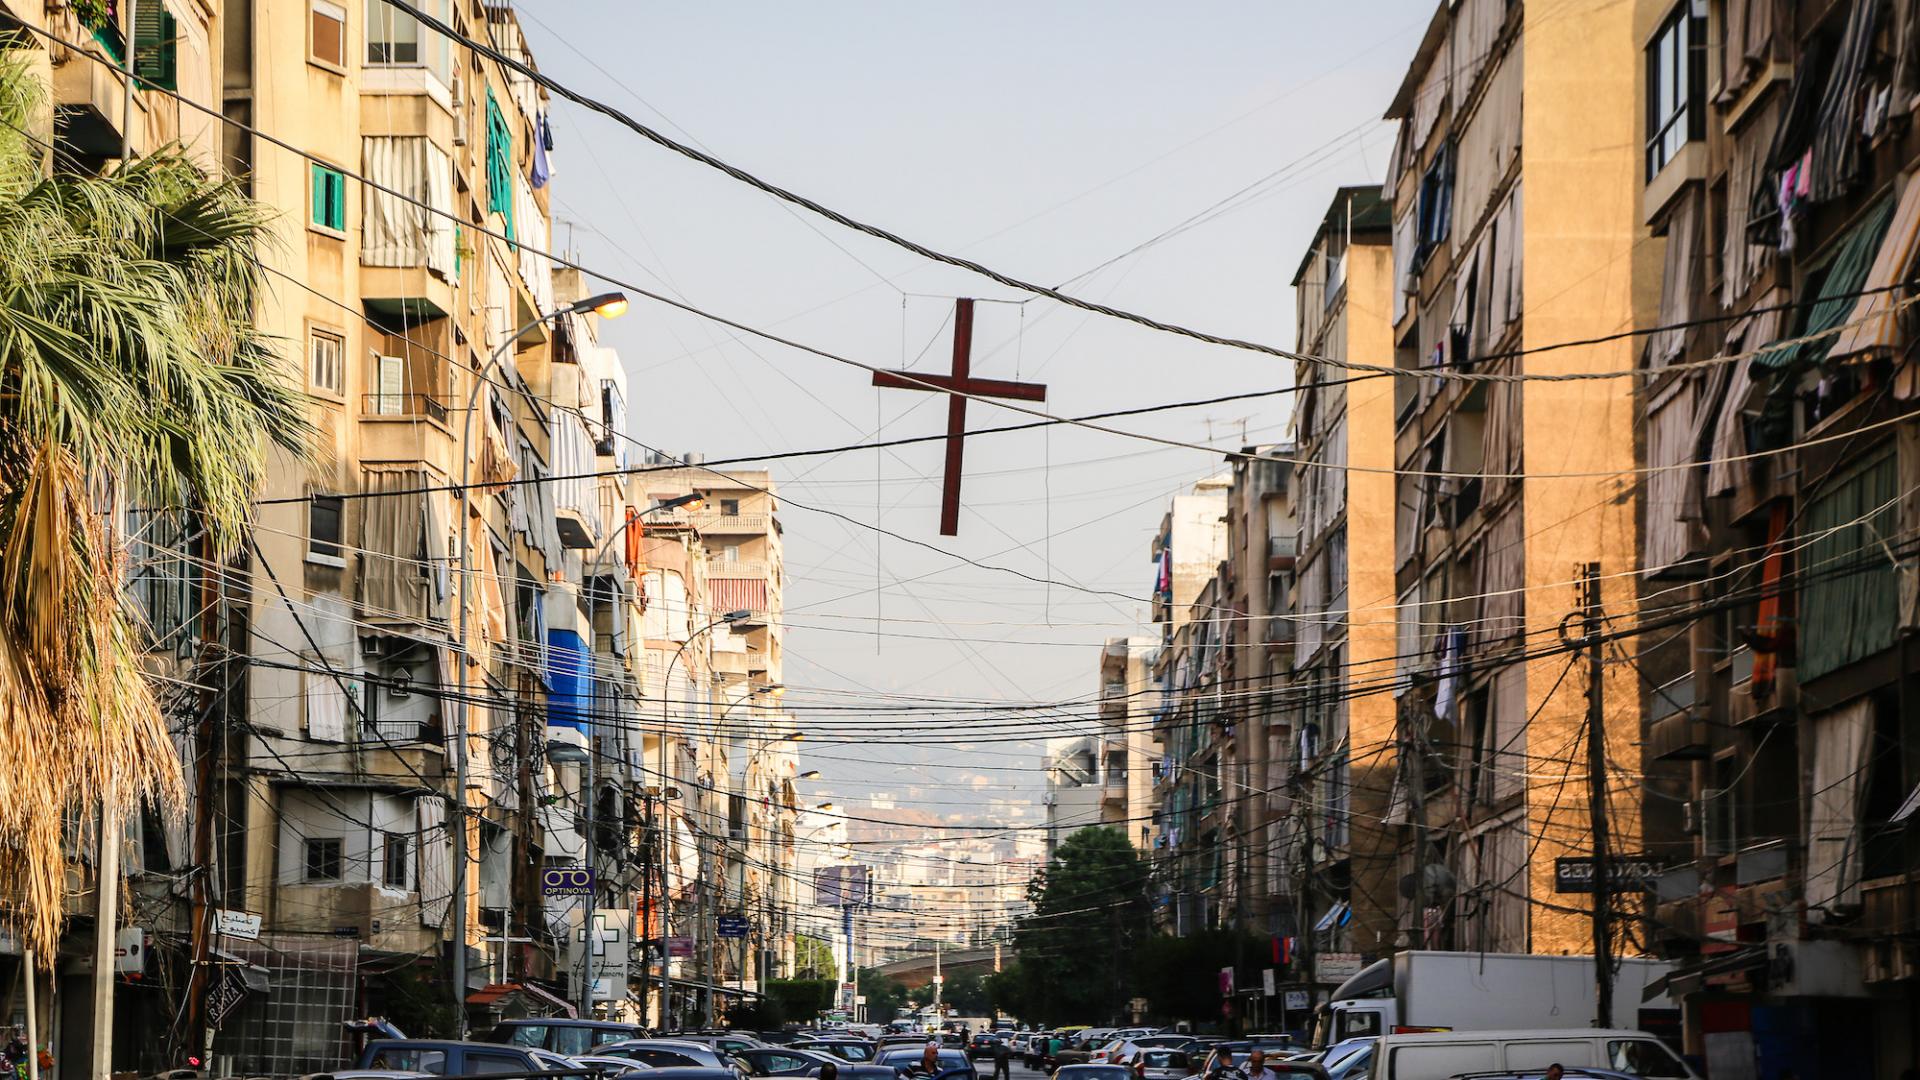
308 495 344 563
720 498 741 516
303 837 343 881
131 4 177 91
504 1026 547 1049
310 1 346 68
310 163 346 232
308 326 344 395
366 0 451 80
1414 142 1453 266
1646 4 1705 180
382 831 410 888
466 1053 529 1076
1607 1040 1691 1078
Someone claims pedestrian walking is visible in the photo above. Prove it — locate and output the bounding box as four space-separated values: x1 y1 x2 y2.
1209 1050 1249 1080
993 1038 1013 1080
1244 1050 1281 1080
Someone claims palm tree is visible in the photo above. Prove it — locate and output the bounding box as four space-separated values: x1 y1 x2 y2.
0 58 310 960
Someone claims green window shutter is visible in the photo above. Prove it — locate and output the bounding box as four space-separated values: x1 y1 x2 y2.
485 89 516 245
312 164 345 231
132 5 178 92
310 163 326 225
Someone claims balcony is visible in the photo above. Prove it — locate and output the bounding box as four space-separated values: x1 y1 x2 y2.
691 511 770 535
1646 673 1707 761
358 405 456 482
1268 534 1298 572
52 16 137 158
363 393 449 424
273 882 440 954
1863 873 1920 982
1102 773 1128 807
362 264 455 323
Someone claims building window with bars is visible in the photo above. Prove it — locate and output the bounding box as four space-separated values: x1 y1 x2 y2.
304 837 343 881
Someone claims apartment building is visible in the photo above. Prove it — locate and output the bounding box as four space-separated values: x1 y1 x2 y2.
1627 0 1920 1071
633 464 793 1006
1043 637 1161 856
1373 0 1648 959
1147 475 1229 931
35 0 799 1058
1148 458 1295 937
1284 187 1401 985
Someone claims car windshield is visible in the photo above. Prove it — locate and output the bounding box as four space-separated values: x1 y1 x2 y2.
876 1049 970 1070
1141 1052 1185 1068
1607 1040 1690 1078
1057 1068 1132 1080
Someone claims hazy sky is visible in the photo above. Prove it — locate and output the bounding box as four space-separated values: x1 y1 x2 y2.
515 1 1434 810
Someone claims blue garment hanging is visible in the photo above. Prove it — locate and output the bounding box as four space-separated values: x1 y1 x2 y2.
531 111 553 189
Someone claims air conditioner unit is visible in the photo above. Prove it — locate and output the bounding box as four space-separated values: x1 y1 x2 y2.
360 635 388 659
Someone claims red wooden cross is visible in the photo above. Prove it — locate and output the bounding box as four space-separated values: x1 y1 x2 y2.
872 298 1047 535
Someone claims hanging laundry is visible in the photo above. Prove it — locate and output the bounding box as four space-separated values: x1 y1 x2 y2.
531 111 554 188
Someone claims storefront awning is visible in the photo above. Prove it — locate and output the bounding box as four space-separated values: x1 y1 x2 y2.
1642 945 1768 1001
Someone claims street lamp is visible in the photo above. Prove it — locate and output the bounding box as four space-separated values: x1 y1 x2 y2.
450 289 628 1027
569 490 706 1016
658 608 750 1028
798 770 821 781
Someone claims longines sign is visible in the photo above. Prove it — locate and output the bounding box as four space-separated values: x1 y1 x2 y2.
1553 856 1669 894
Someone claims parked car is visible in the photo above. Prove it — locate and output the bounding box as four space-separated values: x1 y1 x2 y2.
1054 1067 1134 1080
873 1046 977 1080
492 1020 650 1057
732 1046 895 1080
571 1055 655 1077
675 1034 769 1055
1319 1038 1374 1080
1129 1038 1191 1052
1089 1041 1136 1065
598 1040 739 1071
792 1040 879 1063
1369 1030 1696 1080
356 1040 580 1076
967 1034 1004 1060
1199 1040 1309 1076
1131 1049 1190 1080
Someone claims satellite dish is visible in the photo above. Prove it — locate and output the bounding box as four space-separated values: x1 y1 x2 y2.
1398 862 1457 901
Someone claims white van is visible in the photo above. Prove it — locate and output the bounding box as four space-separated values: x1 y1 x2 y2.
1371 1029 1697 1080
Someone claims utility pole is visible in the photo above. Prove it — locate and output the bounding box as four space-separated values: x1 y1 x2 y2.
1406 696 1428 950
1577 563 1615 1028
89 779 117 1080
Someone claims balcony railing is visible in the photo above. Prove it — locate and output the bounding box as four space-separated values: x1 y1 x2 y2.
363 393 449 423
709 560 769 580
691 512 770 533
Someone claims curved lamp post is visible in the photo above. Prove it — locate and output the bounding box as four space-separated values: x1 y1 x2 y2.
450 290 627 1027
571 491 703 1015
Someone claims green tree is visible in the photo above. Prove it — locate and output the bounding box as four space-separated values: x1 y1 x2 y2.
766 978 836 1024
858 967 910 1018
794 934 837 980
1010 827 1151 1025
941 970 991 1016
0 59 308 960
1131 928 1271 1028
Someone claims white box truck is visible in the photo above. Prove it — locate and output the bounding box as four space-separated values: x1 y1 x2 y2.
1317 951 1679 1045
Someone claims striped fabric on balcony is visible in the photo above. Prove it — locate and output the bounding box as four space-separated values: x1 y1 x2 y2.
708 576 768 615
